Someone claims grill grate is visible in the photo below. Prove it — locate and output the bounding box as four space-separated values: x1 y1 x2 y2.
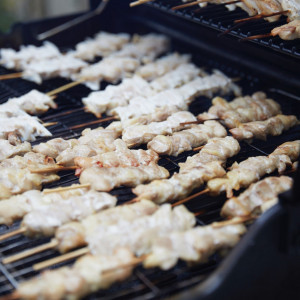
0 37 300 299
144 0 300 59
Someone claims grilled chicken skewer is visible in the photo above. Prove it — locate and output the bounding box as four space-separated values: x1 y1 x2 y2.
208 140 300 197
0 186 116 232
147 120 227 156
22 54 88 84
229 114 299 141
73 34 170 90
197 92 282 128
70 31 130 61
149 62 205 91
86 204 195 256
3 200 158 263
0 139 31 162
133 136 240 204
1 90 57 115
30 204 195 270
74 139 159 173
113 71 240 122
0 167 59 200
122 111 197 147
0 152 61 199
79 161 169 191
0 41 61 70
0 151 56 170
270 19 300 40
136 53 193 81
16 248 138 300
83 54 198 117
33 126 120 166
1 34 169 87
14 220 246 300
0 116 52 142
221 175 293 217
144 222 246 270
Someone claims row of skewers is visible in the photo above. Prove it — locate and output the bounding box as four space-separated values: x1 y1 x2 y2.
0 30 299 300
130 0 300 41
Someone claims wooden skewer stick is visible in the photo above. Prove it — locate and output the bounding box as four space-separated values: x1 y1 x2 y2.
180 118 220 126
240 33 272 41
42 107 86 121
33 247 89 271
70 116 117 130
211 216 255 228
35 246 147 272
104 255 147 274
43 183 91 194
130 0 154 7
124 197 140 205
0 227 26 242
43 122 58 127
194 210 205 217
29 165 77 174
3 239 59 265
0 72 23 80
234 10 289 24
46 79 86 97
193 145 204 151
172 0 207 10
172 188 210 207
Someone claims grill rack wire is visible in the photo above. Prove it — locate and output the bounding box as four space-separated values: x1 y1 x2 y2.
142 0 300 59
0 3 300 299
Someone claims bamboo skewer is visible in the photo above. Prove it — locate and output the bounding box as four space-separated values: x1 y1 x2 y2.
234 10 289 24
43 122 58 127
69 116 117 130
33 247 90 271
0 228 26 242
29 166 77 174
211 216 255 228
0 72 23 80
193 145 205 151
42 107 86 121
172 0 208 10
171 188 209 207
130 0 154 7
241 33 272 41
3 240 59 265
43 183 91 194
46 79 86 96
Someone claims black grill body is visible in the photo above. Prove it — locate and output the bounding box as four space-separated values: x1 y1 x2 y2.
0 1 300 299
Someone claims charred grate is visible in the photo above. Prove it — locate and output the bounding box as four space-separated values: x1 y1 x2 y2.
145 0 300 59
0 37 299 299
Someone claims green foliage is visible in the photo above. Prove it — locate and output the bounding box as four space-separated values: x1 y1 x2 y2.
0 1 16 32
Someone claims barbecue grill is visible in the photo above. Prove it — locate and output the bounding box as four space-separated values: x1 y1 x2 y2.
0 0 300 299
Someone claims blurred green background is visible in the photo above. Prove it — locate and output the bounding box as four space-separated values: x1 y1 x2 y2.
0 0 89 32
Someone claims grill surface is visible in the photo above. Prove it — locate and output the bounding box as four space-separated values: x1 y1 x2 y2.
0 12 300 299
144 0 300 59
